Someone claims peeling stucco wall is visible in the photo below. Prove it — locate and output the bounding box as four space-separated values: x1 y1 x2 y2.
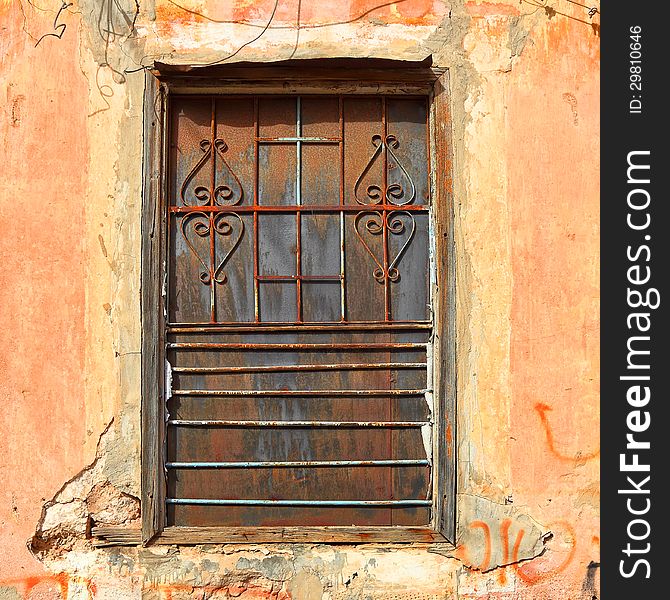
1 0 599 598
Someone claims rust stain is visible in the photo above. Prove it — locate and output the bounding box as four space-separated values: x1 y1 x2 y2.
535 402 600 463
445 421 453 458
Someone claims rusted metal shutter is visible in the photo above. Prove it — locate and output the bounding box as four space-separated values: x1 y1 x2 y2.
165 95 432 527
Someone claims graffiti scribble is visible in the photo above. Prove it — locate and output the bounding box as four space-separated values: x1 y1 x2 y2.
35 1 72 47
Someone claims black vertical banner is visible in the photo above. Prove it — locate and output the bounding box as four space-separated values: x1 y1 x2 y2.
601 2 669 598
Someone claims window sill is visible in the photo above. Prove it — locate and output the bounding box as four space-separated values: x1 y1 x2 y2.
93 525 453 546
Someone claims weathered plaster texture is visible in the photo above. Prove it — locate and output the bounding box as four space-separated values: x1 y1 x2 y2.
1 0 599 598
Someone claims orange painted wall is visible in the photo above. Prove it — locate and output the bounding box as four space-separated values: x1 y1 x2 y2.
0 0 599 598
1 2 89 583
507 13 600 596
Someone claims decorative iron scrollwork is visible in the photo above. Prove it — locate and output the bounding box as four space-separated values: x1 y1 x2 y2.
354 211 385 282
180 212 244 286
354 210 415 283
354 134 416 206
180 138 244 207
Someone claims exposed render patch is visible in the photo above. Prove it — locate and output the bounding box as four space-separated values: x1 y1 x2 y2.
429 494 549 572
508 15 532 61
29 420 140 562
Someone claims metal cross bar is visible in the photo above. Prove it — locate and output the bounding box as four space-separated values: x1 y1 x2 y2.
256 137 341 143
168 420 428 427
171 390 427 397
256 275 343 281
169 204 428 213
167 342 427 350
166 498 432 507
166 321 431 332
171 362 427 374
166 459 431 469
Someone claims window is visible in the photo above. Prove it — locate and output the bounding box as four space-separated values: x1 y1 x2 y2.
141 62 455 544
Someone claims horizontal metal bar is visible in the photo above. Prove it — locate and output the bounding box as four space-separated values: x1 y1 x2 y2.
171 362 427 374
166 459 431 469
166 498 432 507
167 321 432 332
256 137 341 143
168 342 427 351
256 275 343 282
172 389 427 397
169 205 429 214
168 420 428 427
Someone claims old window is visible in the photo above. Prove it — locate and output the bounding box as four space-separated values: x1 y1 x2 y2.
141 62 455 544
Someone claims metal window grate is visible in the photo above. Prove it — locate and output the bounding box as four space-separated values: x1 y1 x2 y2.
165 95 433 527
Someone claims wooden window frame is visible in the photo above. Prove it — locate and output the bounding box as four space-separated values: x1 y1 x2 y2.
139 60 456 546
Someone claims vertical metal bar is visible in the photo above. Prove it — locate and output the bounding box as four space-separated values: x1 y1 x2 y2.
382 97 390 322
296 96 303 322
209 97 216 323
253 97 260 322
339 95 346 322
382 96 393 524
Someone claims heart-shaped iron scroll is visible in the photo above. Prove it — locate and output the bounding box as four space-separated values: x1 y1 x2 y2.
180 139 244 207
354 210 416 283
354 134 416 206
180 212 244 285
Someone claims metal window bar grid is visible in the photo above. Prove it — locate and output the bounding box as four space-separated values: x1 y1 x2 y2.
167 95 429 325
165 95 433 519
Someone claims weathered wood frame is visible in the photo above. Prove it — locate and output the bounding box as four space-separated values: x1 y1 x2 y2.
138 62 456 546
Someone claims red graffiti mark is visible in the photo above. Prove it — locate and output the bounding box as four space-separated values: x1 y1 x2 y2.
497 519 512 584
497 518 527 584
512 527 525 562
1 573 79 600
514 520 577 584
468 520 492 570
0 575 293 600
500 519 511 561
535 402 600 463
458 519 530 575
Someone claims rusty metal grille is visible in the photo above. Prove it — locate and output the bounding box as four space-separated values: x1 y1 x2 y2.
165 95 434 527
